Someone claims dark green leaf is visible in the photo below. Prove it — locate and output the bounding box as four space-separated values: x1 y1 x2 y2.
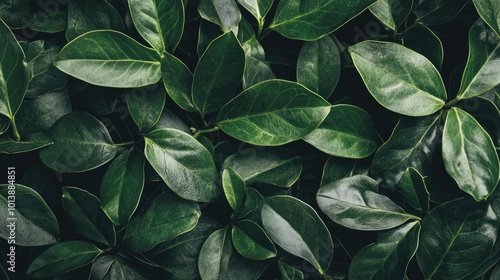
237 0 273 23
222 168 246 210
472 0 500 38
417 197 499 280
161 52 196 112
150 110 191 133
54 30 161 88
20 163 60 208
369 0 413 30
303 105 378 158
90 254 150 280
29 10 67 33
0 184 58 246
198 0 241 33
217 79 331 146
349 221 420 280
317 175 418 230
268 0 377 41
0 132 52 154
413 0 468 25
222 147 302 188
125 84 166 133
320 157 369 186
197 20 223 57
81 86 117 116
442 107 499 201
192 32 245 115
101 149 145 226
39 111 118 173
144 128 220 202
297 35 341 99
129 0 184 53
0 0 31 29
278 260 304 280
398 167 430 212
124 193 200 252
232 219 277 260
27 241 102 279
403 25 444 70
62 187 116 246
261 195 333 275
349 41 446 116
233 187 264 220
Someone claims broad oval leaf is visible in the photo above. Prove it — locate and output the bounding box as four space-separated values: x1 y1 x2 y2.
217 80 331 146
54 30 161 88
349 41 446 116
472 0 500 38
317 175 418 231
403 25 444 71
0 184 58 246
0 132 52 154
417 197 499 280
91 254 150 280
39 111 118 173
369 0 413 30
321 157 369 186
144 128 221 202
268 0 377 41
62 187 116 246
232 220 277 260
27 241 102 279
303 105 378 159
442 107 500 201
261 195 333 275
348 221 421 280
124 193 200 252
129 0 184 53
100 148 145 226
198 0 241 34
398 167 430 212
413 0 468 26
222 168 246 210
161 52 196 112
125 84 166 133
297 35 341 99
458 19 500 99
192 32 245 115
237 0 273 22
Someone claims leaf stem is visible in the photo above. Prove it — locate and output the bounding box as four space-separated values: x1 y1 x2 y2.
444 97 460 109
114 141 135 147
257 17 265 39
10 118 21 141
193 126 220 138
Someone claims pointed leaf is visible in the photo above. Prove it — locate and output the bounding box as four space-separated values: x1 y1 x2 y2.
90 254 150 280
413 0 468 25
349 41 446 116
403 25 444 70
125 84 166 133
398 167 430 212
54 30 161 88
472 0 500 38
222 168 246 210
321 157 369 186
369 0 413 30
0 132 52 154
237 0 273 22
278 261 304 280
217 80 331 146
234 187 264 220
232 220 277 260
161 52 196 112
198 0 241 34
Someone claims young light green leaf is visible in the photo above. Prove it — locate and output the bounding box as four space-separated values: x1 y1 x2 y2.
442 107 500 201
261 195 333 275
39 111 118 173
198 0 241 34
222 147 302 188
268 0 377 41
100 149 145 226
0 132 52 154
161 52 196 112
369 0 413 30
297 35 341 99
349 221 421 280
417 197 499 280
303 105 378 159
27 241 102 279
222 168 246 210
128 0 184 53
144 128 221 202
472 0 500 38
237 0 273 22
398 167 430 212
192 32 245 115
232 220 277 260
54 30 161 88
403 25 444 71
124 193 200 252
217 80 331 146
317 175 418 230
413 0 468 25
458 19 500 99
233 187 264 220
320 157 369 186
278 260 304 280
0 184 58 246
62 187 116 246
125 84 166 133
349 41 446 116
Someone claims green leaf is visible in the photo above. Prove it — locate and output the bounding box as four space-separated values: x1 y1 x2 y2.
349 41 446 116
348 221 421 280
261 195 333 275
222 168 247 210
151 110 191 133
29 10 67 33
144 128 221 202
402 25 444 71
39 111 118 173
124 193 200 252
413 0 468 25
303 105 378 159
442 107 500 201
320 157 369 186
54 30 161 88
90 254 150 280
0 184 58 246
369 0 413 30
268 0 377 41
233 187 264 220
417 197 499 280
27 241 102 279
0 0 31 29
0 132 52 154
472 0 500 38
317 175 418 230
192 32 245 115
296 35 341 99
198 0 242 34
100 149 145 226
278 260 304 280
458 19 500 99
62 187 116 246
161 52 196 112
128 0 184 53
125 84 166 133
197 20 223 57
231 220 277 260
222 147 302 188
398 167 430 212
237 0 273 22
217 79 331 146
370 114 441 188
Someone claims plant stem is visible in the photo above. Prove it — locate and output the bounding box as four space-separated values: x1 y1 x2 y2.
444 97 460 108
114 141 135 147
11 118 21 141
193 126 220 138
257 17 265 39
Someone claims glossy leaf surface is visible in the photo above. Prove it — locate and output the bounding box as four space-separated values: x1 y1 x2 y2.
413 0 468 25
125 85 166 132
0 132 52 154
398 167 430 212
232 219 277 260
198 0 241 34
222 168 246 210
403 25 444 70
369 0 413 30
237 0 273 22
161 52 196 112
472 0 500 38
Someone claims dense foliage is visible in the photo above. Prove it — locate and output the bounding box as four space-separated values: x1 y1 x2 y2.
0 0 499 279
